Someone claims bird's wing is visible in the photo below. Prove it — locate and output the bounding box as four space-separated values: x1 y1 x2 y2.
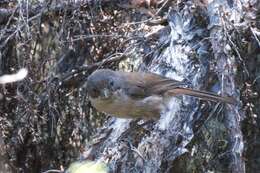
120 71 184 98
118 71 236 104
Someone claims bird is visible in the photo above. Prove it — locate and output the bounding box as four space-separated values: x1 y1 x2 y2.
86 69 236 120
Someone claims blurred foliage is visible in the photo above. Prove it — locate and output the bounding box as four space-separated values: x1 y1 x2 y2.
67 160 108 173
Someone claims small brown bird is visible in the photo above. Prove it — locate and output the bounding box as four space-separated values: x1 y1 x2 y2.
86 69 235 119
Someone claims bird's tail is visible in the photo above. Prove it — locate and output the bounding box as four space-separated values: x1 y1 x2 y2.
167 88 236 105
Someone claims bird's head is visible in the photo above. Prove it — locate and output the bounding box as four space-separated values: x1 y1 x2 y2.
86 69 121 99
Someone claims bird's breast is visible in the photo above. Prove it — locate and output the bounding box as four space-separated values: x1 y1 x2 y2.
89 91 165 119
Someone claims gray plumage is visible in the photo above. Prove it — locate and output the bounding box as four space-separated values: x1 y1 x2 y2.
86 69 235 119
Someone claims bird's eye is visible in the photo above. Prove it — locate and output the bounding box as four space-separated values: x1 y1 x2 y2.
93 88 98 93
109 80 114 87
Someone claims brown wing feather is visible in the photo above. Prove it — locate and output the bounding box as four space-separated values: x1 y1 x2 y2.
119 71 235 104
120 71 184 96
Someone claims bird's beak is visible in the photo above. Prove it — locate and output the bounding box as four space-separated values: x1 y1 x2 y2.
101 88 110 99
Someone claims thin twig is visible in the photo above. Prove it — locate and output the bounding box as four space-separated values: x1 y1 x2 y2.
250 27 260 47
